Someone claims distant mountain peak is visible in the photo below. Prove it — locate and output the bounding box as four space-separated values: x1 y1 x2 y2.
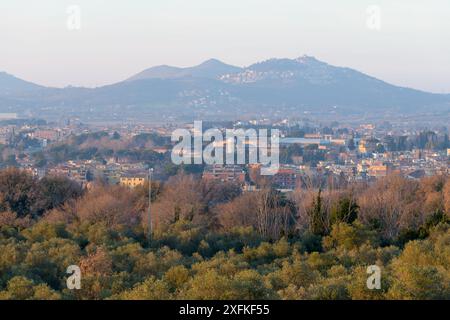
295 55 322 64
199 58 226 66
127 59 242 81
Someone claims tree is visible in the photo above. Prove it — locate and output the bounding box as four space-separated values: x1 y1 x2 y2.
387 235 449 299
118 277 172 300
71 247 113 300
0 276 35 300
322 222 377 251
0 276 60 300
330 196 358 225
358 176 424 241
112 131 121 140
32 283 61 300
231 270 276 299
182 269 234 299
75 185 141 229
153 173 206 226
443 178 450 216
217 188 296 239
0 168 37 217
35 175 83 214
164 265 190 291
309 189 327 236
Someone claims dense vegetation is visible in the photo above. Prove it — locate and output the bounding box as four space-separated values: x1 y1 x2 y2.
0 168 449 300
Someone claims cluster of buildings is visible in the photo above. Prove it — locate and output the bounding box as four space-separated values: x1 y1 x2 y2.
41 159 150 188
198 121 449 191
1 118 449 192
200 150 449 192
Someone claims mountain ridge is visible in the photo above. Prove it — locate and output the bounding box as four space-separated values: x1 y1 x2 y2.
126 58 243 82
1 56 448 94
0 71 46 95
1 56 449 120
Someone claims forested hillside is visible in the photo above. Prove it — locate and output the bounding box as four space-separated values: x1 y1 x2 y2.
0 168 449 299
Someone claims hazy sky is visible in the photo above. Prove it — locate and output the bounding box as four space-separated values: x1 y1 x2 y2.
1 0 449 92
